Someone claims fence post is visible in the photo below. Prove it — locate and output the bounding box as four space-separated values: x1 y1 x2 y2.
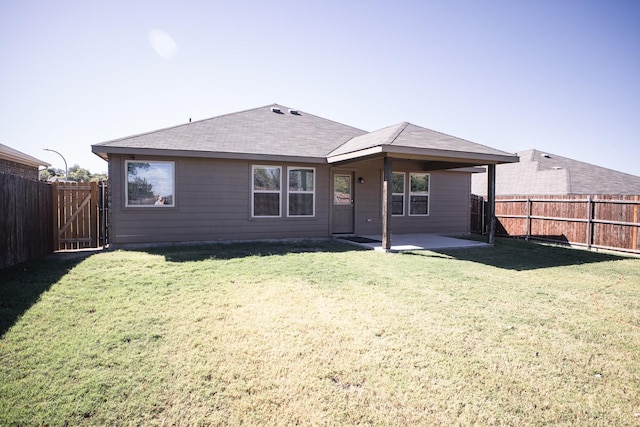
586 196 592 250
633 195 639 251
482 197 486 235
52 182 59 251
526 198 531 241
90 182 99 248
99 180 108 248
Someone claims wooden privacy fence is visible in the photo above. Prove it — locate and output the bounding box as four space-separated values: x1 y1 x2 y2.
52 181 108 251
1 173 53 269
493 195 640 254
470 194 485 235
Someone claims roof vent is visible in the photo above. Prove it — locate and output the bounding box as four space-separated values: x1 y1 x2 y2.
271 107 283 114
552 166 562 170
541 153 551 158
289 109 300 115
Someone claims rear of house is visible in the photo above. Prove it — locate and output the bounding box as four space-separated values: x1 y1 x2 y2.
93 104 517 247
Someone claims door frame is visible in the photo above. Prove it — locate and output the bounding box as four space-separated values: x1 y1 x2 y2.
331 170 356 234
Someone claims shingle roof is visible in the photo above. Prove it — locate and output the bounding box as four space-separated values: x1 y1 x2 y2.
328 122 517 162
92 104 518 166
93 104 366 160
471 149 640 195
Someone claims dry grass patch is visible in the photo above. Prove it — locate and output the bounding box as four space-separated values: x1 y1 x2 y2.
1 239 639 426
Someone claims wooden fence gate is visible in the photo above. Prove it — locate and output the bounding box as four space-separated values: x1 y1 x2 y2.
53 181 108 251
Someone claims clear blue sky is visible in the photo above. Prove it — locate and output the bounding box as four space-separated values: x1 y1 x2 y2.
2 0 638 176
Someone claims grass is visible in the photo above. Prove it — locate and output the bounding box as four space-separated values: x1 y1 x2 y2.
0 238 639 426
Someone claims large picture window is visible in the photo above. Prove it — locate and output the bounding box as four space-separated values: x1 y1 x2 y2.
392 172 405 216
409 173 430 216
288 167 315 217
252 165 281 217
126 161 175 207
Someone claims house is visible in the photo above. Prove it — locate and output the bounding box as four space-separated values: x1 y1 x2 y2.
91 104 518 249
0 143 50 180
472 149 640 196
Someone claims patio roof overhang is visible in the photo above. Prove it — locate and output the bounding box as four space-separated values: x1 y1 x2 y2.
326 145 519 169
334 147 517 252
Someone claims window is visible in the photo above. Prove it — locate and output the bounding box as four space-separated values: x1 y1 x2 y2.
409 173 430 215
126 161 175 207
288 167 315 216
252 165 281 217
333 174 351 205
391 172 405 215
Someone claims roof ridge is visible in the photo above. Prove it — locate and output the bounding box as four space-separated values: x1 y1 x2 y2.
326 122 408 157
386 122 410 146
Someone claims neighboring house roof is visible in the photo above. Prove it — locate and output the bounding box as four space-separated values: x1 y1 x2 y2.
472 149 640 195
92 104 518 167
0 143 50 168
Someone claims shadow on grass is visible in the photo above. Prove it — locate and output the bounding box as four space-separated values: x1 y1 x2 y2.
409 237 628 271
142 239 368 263
0 254 92 337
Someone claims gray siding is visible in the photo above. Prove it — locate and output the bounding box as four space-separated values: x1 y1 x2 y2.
388 165 471 235
109 155 471 246
333 159 471 236
109 155 331 245
426 171 471 233
349 160 383 235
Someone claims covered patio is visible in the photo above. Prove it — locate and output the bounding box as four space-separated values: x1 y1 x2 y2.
338 233 491 252
327 122 519 250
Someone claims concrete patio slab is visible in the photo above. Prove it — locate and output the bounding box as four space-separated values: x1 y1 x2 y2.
344 234 491 252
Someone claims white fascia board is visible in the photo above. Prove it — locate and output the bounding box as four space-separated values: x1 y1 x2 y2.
383 146 519 164
326 146 384 163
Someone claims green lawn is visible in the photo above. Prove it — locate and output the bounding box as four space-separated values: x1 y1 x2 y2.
1 238 639 426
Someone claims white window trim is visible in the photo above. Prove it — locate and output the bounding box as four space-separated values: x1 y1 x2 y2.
409 172 430 216
125 160 175 208
392 171 405 216
252 165 282 218
287 166 316 217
